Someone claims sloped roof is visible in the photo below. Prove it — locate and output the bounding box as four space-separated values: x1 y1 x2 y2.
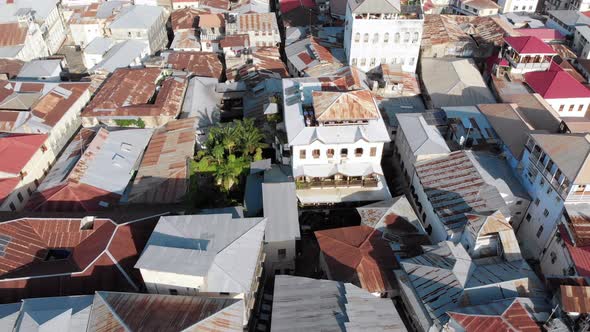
0 23 27 48
515 28 565 41
262 181 300 243
414 151 507 232
128 118 196 204
312 90 379 122
0 217 158 304
17 60 61 79
348 0 401 14
108 5 165 30
396 113 450 157
272 275 407 331
14 295 94 332
422 15 515 49
524 63 590 99
90 40 149 74
171 7 208 31
135 214 266 293
315 225 397 293
448 299 540 332
165 51 223 79
504 36 557 55
88 292 243 332
560 285 590 313
421 58 496 108
0 59 24 79
529 133 590 185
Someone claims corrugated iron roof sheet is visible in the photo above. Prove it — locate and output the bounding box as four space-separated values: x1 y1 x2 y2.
0 23 27 47
166 51 223 79
315 225 398 293
448 299 541 331
561 285 590 313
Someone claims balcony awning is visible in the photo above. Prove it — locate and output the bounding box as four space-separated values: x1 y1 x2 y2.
293 162 384 178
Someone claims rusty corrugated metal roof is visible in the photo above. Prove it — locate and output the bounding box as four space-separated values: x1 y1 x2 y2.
312 90 379 122
448 299 541 331
128 118 196 204
0 23 27 47
560 285 590 313
315 225 398 294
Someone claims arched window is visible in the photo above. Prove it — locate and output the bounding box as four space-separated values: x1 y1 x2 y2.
412 31 419 43
354 33 360 42
363 33 369 43
394 32 400 43
373 33 379 44
404 32 410 43
384 33 389 43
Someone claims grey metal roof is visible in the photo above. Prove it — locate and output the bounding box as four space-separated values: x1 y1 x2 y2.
17 60 61 79
199 206 245 218
79 128 152 195
90 40 149 73
0 0 58 22
396 113 450 157
15 295 94 332
109 5 165 30
244 173 264 217
96 1 128 19
348 0 401 14
135 214 266 293
0 303 20 332
548 10 590 27
262 181 300 243
357 195 424 233
399 241 544 328
84 37 116 56
378 97 427 128
530 133 590 185
420 58 496 108
182 76 221 128
465 150 530 204
271 275 407 332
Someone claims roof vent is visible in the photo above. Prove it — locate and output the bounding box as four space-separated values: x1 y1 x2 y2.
81 216 95 230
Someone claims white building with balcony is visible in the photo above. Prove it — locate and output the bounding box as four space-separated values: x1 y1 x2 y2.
135 214 267 327
281 76 392 205
500 36 558 74
343 0 423 73
108 5 169 54
515 133 590 260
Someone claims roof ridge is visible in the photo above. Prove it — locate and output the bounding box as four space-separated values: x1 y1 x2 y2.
94 292 134 331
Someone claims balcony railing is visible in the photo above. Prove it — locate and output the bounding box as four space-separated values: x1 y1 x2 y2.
296 178 379 189
528 153 569 199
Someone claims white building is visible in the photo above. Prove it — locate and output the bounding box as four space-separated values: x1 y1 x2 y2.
0 1 66 56
280 76 392 205
573 25 590 59
0 82 91 211
67 1 128 48
135 214 267 326
108 5 169 54
515 133 590 260
343 0 423 73
451 0 500 16
0 22 48 61
496 0 538 12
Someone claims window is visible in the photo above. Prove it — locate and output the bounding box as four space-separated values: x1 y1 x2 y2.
341 148 348 157
569 105 575 112
351 58 357 66
299 149 306 159
17 193 23 203
370 58 376 66
394 32 400 43
312 149 320 158
579 105 584 113
551 251 557 264
128 32 132 37
27 188 32 196
412 31 419 43
516 200 522 205
535 198 540 206
409 57 415 66
547 187 552 195
526 213 532 222
360 58 366 66
219 292 230 296
363 33 369 43
355 32 360 42
425 224 432 235
558 105 564 113
169 289 178 295
373 33 379 44
403 32 410 43
384 32 389 43
34 179 39 187
370 147 377 156
355 148 363 157
327 149 334 158
536 225 544 238
278 248 286 259
9 202 15 211
544 209 549 217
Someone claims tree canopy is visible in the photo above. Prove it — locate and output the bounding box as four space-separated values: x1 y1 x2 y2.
195 119 267 192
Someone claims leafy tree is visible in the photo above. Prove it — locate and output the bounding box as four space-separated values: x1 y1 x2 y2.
194 119 268 192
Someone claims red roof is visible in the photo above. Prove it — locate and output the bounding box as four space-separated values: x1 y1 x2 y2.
525 62 590 99
0 217 158 303
0 134 47 174
504 36 557 55
516 28 565 41
559 224 590 278
26 182 121 212
280 0 316 13
448 299 541 332
315 225 397 294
